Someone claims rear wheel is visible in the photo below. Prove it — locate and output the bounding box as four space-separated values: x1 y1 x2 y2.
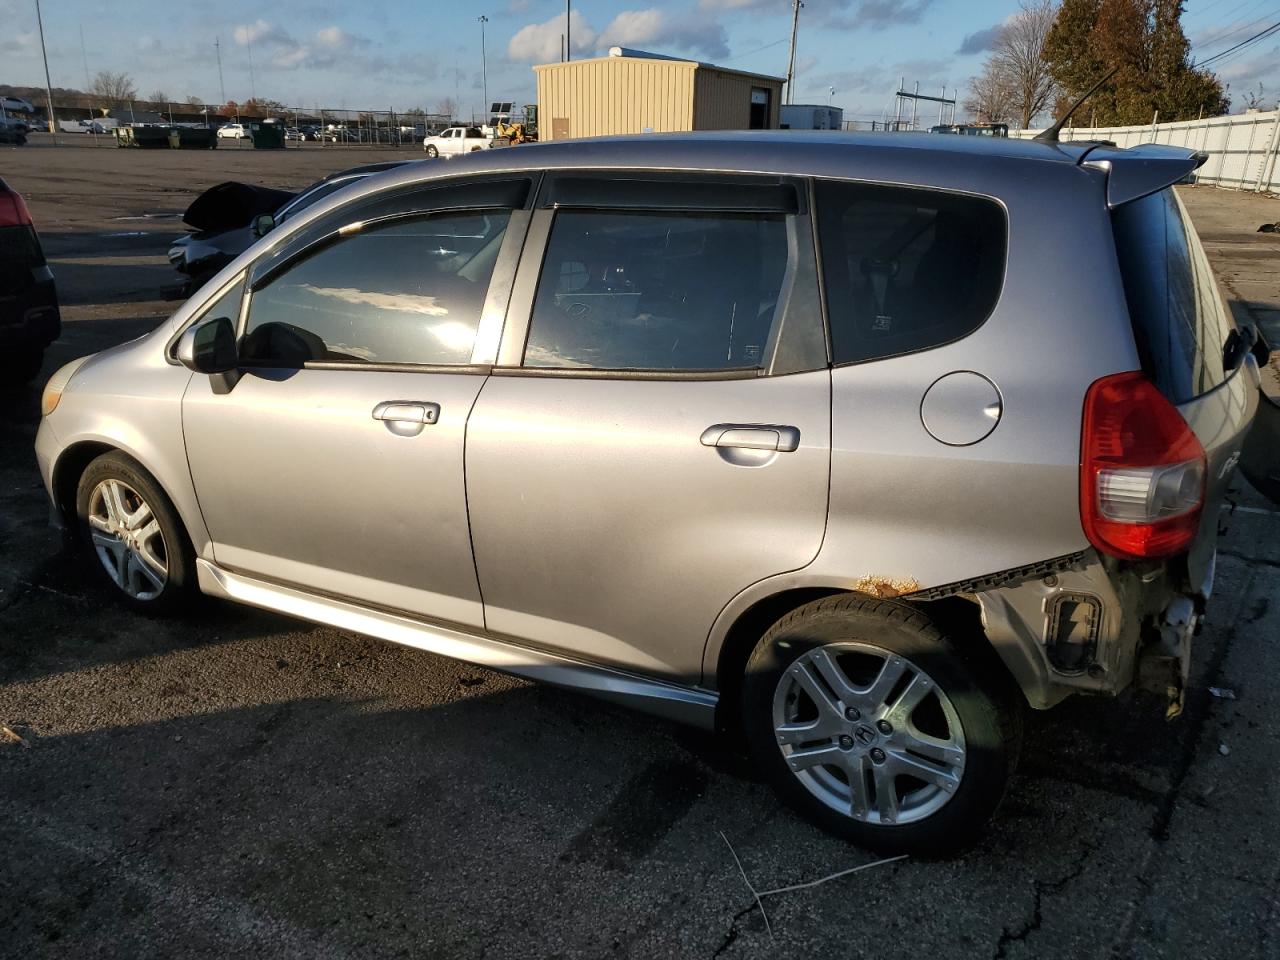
75 452 197 614
741 595 1021 856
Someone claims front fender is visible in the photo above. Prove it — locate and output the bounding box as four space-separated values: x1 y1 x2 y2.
45 340 211 559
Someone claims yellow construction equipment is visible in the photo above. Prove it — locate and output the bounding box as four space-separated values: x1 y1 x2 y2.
494 120 536 144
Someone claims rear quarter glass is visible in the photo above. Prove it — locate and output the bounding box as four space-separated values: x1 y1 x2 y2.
815 179 1007 366
1111 187 1236 403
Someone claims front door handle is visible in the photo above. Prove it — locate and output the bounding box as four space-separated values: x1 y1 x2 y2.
372 401 440 437
700 424 801 453
373 401 440 424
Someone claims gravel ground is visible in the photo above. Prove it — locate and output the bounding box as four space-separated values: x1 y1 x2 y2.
2 138 1279 959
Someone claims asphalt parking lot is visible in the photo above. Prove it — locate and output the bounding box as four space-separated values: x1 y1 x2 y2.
2 136 1279 959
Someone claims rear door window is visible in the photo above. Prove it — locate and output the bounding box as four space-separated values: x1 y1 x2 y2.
1111 187 1236 403
524 209 794 371
815 180 1007 364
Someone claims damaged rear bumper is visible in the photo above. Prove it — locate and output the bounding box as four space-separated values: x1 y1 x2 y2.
971 550 1209 711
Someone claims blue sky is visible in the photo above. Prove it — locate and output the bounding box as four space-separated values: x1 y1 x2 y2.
1 0 1276 120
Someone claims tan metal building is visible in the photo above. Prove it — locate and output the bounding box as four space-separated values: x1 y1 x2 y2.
534 48 783 142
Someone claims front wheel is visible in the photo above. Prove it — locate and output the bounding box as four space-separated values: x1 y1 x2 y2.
75 452 197 614
741 595 1021 856
425 144 438 158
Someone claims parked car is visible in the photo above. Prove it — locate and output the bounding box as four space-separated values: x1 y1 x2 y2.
1 177 59 381
0 117 28 145
216 123 249 140
422 126 503 158
168 161 413 292
35 133 1277 853
284 127 303 141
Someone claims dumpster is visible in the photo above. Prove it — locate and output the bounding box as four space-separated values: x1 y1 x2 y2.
177 127 217 149
251 124 286 149
115 126 172 148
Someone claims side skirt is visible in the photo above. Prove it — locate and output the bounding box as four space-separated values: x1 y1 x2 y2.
196 559 718 729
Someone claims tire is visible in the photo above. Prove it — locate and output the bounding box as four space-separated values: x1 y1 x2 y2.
74 452 197 615
741 595 1022 856
425 144 438 158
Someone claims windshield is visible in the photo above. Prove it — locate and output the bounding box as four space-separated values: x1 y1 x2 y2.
277 176 363 224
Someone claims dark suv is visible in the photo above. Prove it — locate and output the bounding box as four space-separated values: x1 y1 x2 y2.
0 177 59 381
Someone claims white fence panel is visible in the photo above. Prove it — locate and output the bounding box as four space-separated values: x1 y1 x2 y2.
1013 110 1280 192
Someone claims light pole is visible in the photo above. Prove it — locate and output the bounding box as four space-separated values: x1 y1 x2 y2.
566 1 572 61
478 16 489 122
34 0 58 144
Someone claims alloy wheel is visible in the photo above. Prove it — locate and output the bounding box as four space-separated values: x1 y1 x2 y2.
86 478 169 601
772 641 966 826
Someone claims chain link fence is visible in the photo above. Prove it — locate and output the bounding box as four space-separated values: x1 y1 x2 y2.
36 101 478 148
1012 109 1280 193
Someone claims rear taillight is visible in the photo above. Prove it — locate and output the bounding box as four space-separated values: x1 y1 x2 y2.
0 189 33 227
1080 372 1206 560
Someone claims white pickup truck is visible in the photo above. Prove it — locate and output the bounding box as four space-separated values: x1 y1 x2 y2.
422 126 507 158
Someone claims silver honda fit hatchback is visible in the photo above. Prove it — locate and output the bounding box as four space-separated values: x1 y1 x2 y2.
35 133 1264 854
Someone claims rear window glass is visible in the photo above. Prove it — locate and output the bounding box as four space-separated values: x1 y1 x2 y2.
1111 188 1236 403
815 181 1007 365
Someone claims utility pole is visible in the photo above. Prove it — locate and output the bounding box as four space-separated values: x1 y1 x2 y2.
566 0 572 61
247 34 257 104
215 37 227 120
479 15 489 121
785 0 803 106
34 0 58 144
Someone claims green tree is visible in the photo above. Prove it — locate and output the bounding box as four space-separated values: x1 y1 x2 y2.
1042 0 1226 125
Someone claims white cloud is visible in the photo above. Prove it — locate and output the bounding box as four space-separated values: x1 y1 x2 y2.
233 20 289 46
598 8 730 60
275 46 310 68
315 26 366 50
507 9 596 62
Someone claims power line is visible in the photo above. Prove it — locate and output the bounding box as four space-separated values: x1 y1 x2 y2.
722 37 790 64
1191 7 1280 57
1196 18 1280 66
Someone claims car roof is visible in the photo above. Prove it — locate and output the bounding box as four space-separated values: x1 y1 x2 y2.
362 131 1199 204
484 130 1098 167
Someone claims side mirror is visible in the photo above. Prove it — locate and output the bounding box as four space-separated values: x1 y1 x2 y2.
252 213 276 238
176 316 238 374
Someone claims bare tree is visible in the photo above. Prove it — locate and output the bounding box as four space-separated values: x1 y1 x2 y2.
184 95 205 107
435 97 458 119
148 89 169 106
90 70 137 102
964 70 1015 124
975 0 1058 129
1242 82 1267 112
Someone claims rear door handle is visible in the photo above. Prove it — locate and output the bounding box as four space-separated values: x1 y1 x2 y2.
700 424 801 452
372 401 440 424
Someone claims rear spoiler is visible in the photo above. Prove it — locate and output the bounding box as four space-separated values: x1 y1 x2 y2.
1075 143 1208 209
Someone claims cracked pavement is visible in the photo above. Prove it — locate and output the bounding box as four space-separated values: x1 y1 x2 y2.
1 142 1279 958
